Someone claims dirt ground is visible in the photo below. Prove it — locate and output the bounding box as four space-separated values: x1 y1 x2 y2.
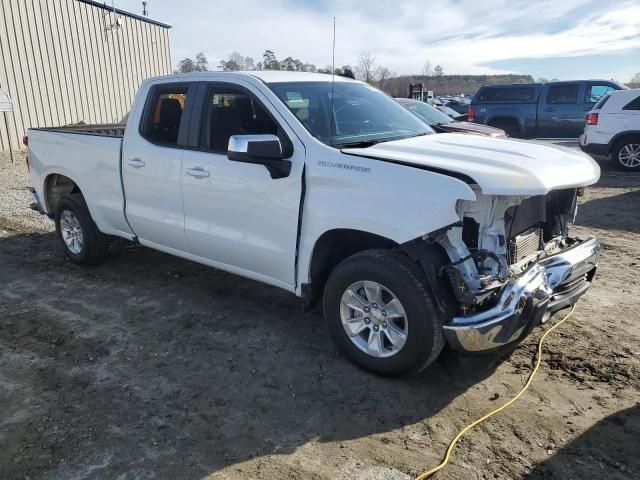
1 151 639 480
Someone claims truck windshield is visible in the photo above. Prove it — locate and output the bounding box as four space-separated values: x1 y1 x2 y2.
268 81 433 147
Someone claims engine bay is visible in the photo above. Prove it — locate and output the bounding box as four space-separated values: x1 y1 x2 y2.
433 187 579 314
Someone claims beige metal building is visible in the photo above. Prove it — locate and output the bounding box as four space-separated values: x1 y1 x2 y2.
0 0 172 152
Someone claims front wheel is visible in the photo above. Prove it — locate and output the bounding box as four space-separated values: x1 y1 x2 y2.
323 249 445 376
612 138 640 171
55 194 108 265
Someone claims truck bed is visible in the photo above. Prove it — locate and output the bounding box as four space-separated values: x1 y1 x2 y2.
32 123 126 137
27 126 133 239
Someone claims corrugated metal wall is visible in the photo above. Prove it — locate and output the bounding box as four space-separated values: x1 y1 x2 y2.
0 0 172 152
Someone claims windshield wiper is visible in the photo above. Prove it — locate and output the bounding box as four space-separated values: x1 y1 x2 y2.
337 132 430 149
335 139 383 149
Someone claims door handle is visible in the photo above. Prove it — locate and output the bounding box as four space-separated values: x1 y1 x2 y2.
127 158 145 168
543 107 554 112
185 167 210 178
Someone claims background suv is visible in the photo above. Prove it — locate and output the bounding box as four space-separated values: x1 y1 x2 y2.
580 89 640 171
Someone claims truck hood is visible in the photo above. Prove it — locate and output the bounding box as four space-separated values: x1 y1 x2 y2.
342 133 600 195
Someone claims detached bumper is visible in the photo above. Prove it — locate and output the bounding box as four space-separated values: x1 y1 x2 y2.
443 237 600 353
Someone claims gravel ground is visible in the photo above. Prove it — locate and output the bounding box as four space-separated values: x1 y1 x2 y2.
0 151 52 235
1 148 639 480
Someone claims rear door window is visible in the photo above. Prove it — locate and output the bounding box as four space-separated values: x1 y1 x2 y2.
546 84 579 104
477 86 535 102
623 95 640 111
141 84 190 146
585 84 616 104
593 94 611 110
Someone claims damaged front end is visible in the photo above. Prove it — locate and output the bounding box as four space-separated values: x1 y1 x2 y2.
432 187 600 353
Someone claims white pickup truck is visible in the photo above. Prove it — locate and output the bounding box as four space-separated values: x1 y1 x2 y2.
26 71 601 376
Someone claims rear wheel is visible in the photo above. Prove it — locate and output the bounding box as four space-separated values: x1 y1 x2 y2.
612 137 640 171
489 119 521 138
323 249 445 376
55 194 108 265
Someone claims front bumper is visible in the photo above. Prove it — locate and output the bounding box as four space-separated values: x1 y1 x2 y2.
443 237 600 353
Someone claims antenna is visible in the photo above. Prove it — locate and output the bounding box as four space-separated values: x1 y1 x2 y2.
142 2 148 16
330 16 336 146
103 0 122 34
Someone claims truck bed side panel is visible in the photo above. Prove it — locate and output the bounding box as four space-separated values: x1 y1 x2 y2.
28 129 134 238
471 85 541 137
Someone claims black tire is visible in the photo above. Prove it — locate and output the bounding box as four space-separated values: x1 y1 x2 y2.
54 193 108 265
489 119 521 138
612 136 640 171
323 249 445 376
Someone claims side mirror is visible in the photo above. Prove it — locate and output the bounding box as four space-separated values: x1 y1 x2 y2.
227 134 291 179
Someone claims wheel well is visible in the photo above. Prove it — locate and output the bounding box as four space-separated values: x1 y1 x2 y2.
304 229 398 310
488 117 522 136
612 133 640 152
45 174 81 214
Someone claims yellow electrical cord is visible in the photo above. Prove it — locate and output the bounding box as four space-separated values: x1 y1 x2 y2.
416 304 577 479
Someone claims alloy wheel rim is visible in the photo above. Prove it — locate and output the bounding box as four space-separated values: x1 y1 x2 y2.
619 143 640 168
339 280 408 358
60 210 84 254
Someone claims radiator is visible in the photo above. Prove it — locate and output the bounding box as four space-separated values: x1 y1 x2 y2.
509 226 543 263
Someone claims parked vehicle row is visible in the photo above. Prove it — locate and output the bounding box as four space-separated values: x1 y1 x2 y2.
469 80 624 138
396 98 506 137
436 104 466 119
439 97 471 115
580 88 640 171
26 71 601 376
432 96 472 116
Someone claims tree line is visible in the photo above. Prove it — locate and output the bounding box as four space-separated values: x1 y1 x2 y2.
176 50 399 87
628 72 640 88
176 51 640 97
382 73 535 97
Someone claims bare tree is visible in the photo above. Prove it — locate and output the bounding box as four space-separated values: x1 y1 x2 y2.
422 59 433 77
376 66 393 90
355 51 377 84
630 72 640 88
219 51 256 71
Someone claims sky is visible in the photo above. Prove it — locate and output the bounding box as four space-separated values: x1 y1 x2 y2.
114 0 640 83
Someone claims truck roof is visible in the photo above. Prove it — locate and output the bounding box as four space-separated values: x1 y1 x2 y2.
145 70 358 84
479 80 621 89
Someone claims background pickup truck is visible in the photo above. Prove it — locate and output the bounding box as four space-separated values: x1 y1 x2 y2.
27 71 601 376
469 80 625 138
